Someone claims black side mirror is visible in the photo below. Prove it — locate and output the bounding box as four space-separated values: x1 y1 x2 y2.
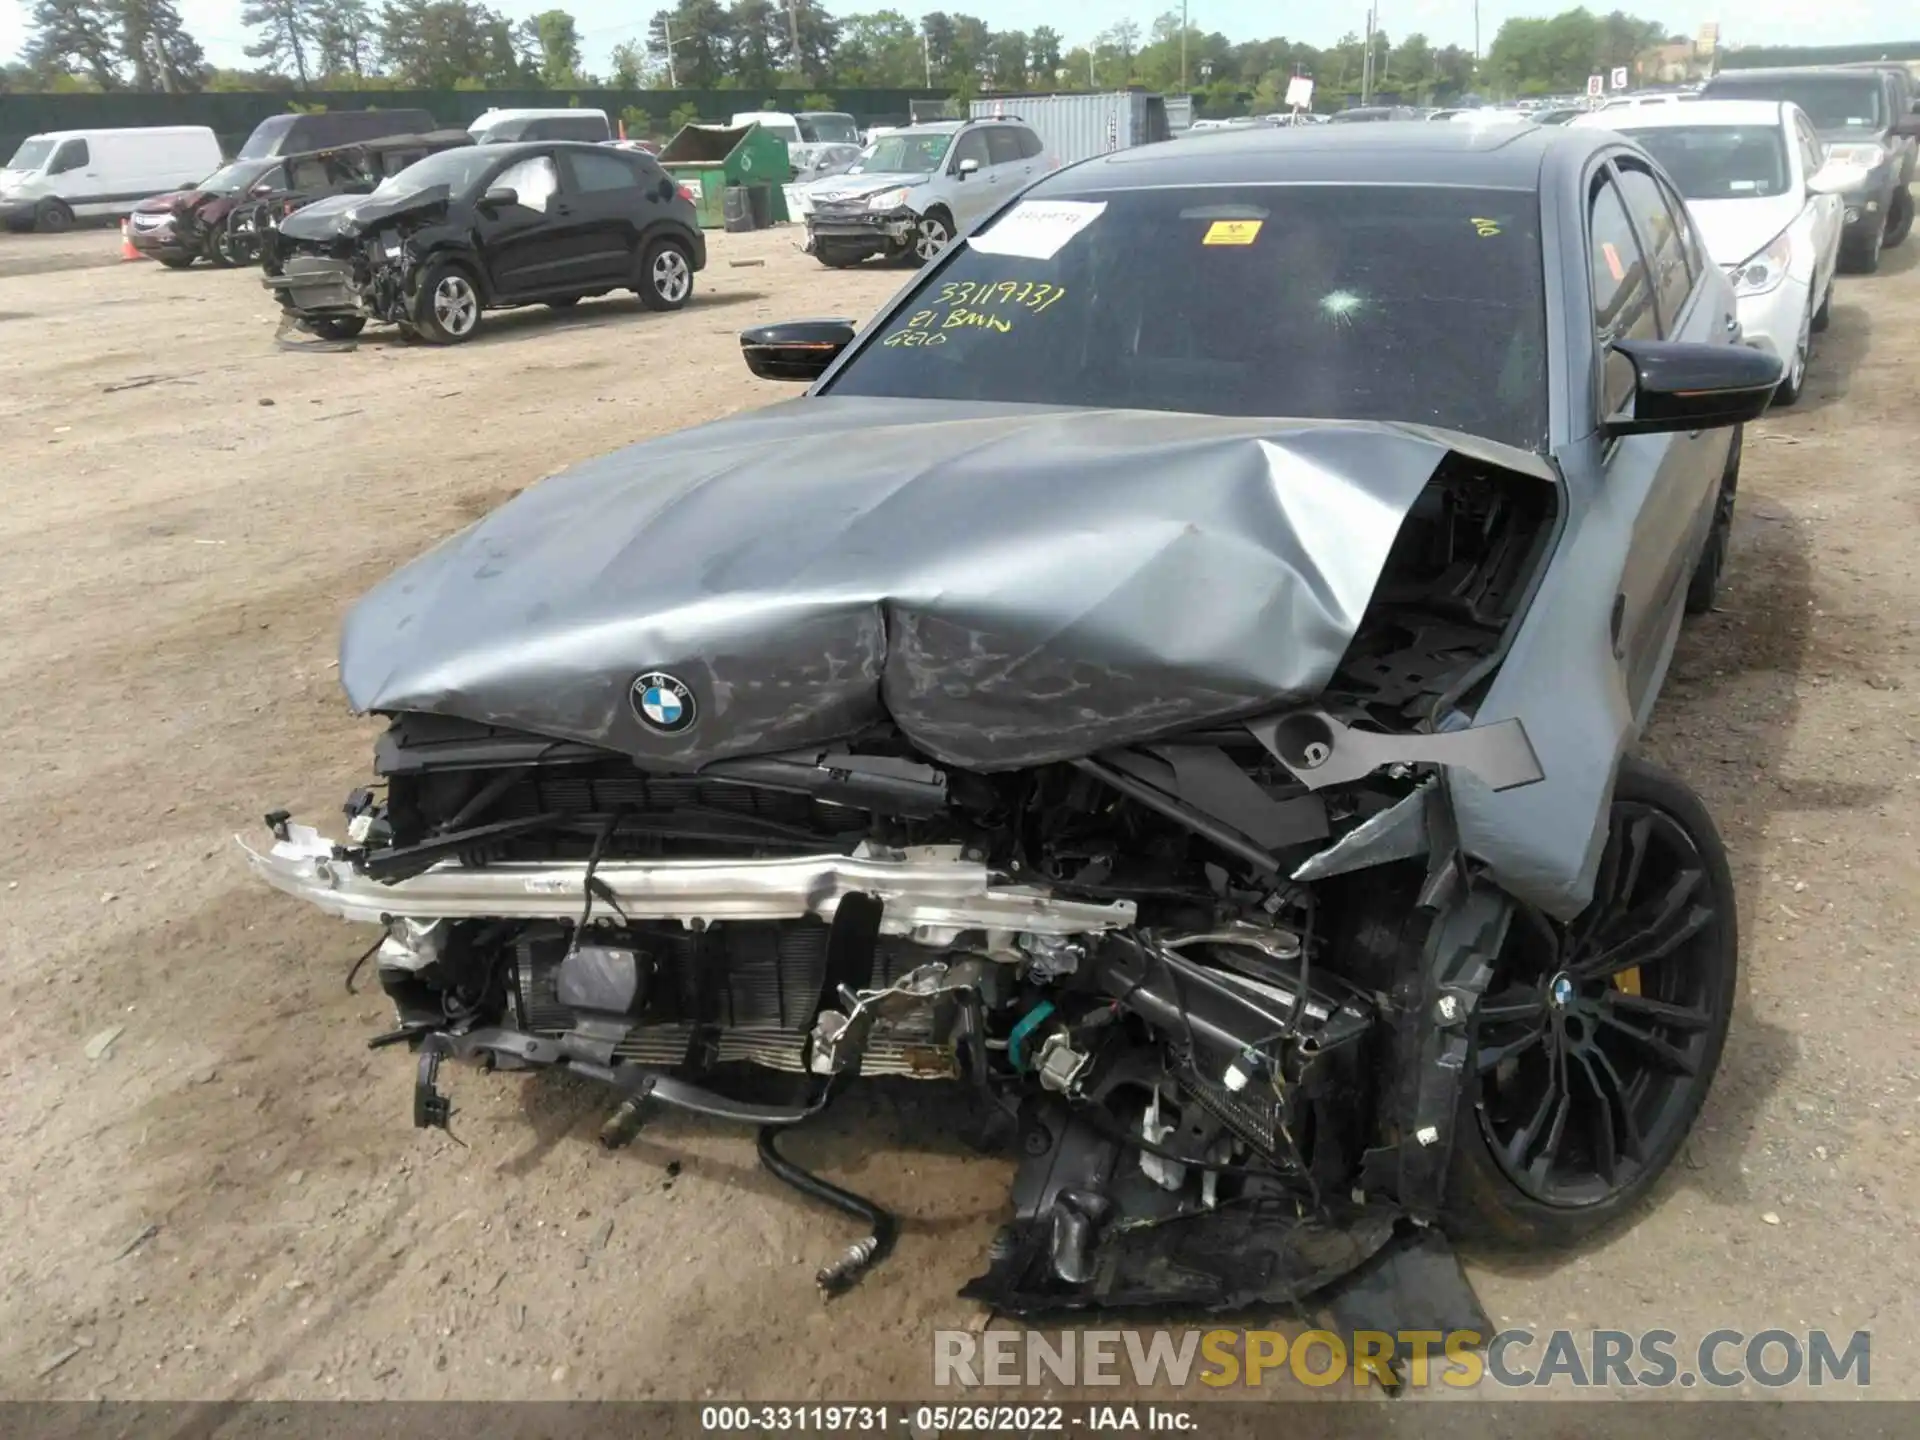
480 186 518 210
741 319 858 382
1603 339 1783 438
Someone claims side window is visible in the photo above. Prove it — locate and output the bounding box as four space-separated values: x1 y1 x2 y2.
1652 171 1704 289
287 158 329 190
492 155 558 211
1015 126 1045 160
985 126 1024 167
51 139 89 173
1614 160 1691 332
568 151 641 193
950 129 990 171
1589 172 1656 416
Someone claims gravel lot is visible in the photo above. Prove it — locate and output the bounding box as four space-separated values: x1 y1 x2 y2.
0 216 1915 1403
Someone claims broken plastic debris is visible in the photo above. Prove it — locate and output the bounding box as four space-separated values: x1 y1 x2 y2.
84 1025 126 1061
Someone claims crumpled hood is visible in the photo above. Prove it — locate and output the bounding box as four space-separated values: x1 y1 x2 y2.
278 185 451 242
134 189 201 215
1687 194 1805 269
805 170 928 203
340 397 1554 772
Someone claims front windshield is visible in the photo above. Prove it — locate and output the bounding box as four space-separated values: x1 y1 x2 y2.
6 138 55 170
1621 125 1791 199
200 161 273 195
826 183 1548 452
851 132 953 174
759 121 803 144
1705 74 1884 132
373 147 500 200
798 114 860 145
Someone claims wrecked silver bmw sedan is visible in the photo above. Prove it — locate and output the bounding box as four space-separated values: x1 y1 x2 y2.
246 124 1782 1339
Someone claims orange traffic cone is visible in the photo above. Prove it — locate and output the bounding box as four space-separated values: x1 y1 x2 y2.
120 219 146 262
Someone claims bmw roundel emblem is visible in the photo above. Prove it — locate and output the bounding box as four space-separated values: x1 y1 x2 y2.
631 671 697 734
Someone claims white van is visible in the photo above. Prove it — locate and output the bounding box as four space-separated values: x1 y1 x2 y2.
0 126 223 233
468 108 612 144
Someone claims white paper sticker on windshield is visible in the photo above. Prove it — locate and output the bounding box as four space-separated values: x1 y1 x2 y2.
967 200 1108 259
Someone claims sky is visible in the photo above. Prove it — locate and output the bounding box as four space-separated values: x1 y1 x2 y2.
3 0 1913 78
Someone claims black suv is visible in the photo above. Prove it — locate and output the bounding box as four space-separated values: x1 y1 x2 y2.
262 141 706 343
1702 65 1920 270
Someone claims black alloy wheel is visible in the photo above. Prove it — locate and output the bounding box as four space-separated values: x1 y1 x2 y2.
1446 758 1736 1246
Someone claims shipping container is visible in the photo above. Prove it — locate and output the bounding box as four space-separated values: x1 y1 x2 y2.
967 91 1173 167
1165 95 1195 132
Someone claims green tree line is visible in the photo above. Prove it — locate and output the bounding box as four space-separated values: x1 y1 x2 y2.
4 3 1682 110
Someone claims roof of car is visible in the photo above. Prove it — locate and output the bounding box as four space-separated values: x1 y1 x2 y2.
1705 65 1882 82
467 140 637 157
1040 121 1601 194
1570 98 1789 131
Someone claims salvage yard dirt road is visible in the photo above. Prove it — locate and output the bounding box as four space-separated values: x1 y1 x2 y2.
1 222 1916 1404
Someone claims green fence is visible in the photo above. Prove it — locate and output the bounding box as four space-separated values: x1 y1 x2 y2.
0 87 953 163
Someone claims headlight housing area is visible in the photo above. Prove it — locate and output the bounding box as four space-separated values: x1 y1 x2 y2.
1823 142 1888 172
1729 231 1793 297
866 187 911 211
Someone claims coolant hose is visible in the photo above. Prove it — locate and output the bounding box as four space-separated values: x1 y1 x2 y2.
756 1125 898 1296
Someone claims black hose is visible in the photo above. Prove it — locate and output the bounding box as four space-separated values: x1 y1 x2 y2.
756 1125 898 1296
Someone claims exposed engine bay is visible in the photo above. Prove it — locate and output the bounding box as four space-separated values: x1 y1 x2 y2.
247 457 1555 1345
260 205 429 328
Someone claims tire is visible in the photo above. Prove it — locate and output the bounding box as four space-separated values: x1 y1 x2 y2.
1884 184 1913 249
304 316 366 340
815 245 865 269
1840 220 1882 275
156 254 195 271
1443 756 1737 1249
904 209 953 266
1685 426 1740 617
35 199 74 234
204 227 235 268
410 260 484 344
635 237 694 310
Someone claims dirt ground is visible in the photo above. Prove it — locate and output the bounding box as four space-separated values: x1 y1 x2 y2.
0 216 1916 1406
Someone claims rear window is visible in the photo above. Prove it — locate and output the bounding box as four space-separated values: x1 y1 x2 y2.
1620 125 1792 199
239 115 295 159
1702 74 1885 132
826 183 1549 452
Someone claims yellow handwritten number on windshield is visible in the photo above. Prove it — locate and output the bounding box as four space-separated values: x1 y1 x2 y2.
1470 217 1502 237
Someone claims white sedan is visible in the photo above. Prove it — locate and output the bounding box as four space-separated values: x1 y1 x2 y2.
1573 98 1845 404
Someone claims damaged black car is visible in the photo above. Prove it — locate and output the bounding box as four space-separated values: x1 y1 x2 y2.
246 124 1780 1339
260 140 705 344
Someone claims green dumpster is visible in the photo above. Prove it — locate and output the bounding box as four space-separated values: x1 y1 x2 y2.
659 123 791 228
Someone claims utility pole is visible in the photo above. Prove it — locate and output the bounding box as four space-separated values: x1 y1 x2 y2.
785 0 803 83
1361 7 1375 105
1473 0 1480 62
1167 0 1182 90
662 16 677 88
922 28 931 87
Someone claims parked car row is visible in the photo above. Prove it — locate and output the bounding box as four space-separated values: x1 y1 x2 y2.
1 106 619 236
4 106 708 347
127 130 476 269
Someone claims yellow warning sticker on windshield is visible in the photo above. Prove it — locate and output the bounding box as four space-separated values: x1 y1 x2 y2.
1203 219 1263 246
